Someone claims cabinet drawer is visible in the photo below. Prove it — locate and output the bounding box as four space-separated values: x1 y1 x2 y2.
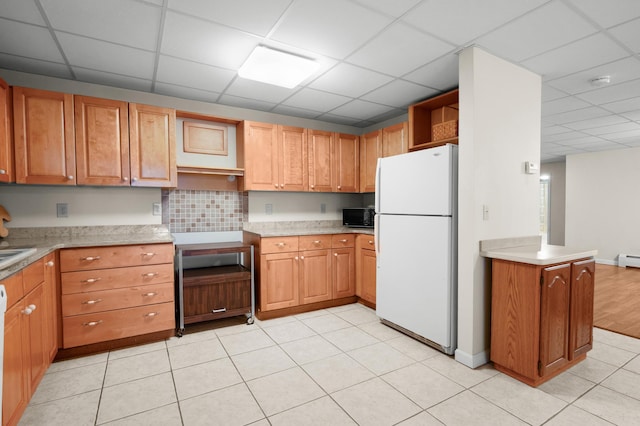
184 278 251 322
62 301 175 348
61 263 174 294
299 235 331 250
359 235 376 250
1 271 23 309
260 236 299 254
23 257 45 294
60 243 174 272
331 234 355 248
62 282 174 317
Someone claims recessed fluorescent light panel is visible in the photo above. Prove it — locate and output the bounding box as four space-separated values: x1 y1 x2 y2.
238 46 319 89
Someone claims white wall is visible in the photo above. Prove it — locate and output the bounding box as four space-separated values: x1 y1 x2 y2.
540 161 566 245
566 147 640 264
456 47 541 368
248 191 364 222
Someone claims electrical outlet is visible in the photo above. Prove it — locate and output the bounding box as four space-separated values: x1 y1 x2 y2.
320 203 326 214
56 203 68 218
152 202 161 216
482 204 489 221
265 203 273 215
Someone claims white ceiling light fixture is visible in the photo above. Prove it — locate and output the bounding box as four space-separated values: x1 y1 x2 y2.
589 75 611 87
238 46 320 89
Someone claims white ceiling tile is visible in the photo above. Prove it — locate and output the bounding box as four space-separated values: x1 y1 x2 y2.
361 80 438 108
545 57 640 94
73 67 152 92
555 135 605 146
271 104 323 120
541 125 574 136
270 0 392 59
600 128 640 140
224 78 293 104
584 122 640 136
402 54 458 90
0 0 45 25
403 0 547 46
329 99 396 120
316 113 368 127
565 0 640 28
0 19 63 62
168 0 291 36
542 96 591 116
616 138 640 146
309 63 393 98
156 55 235 93
608 17 640 53
542 142 580 153
40 0 161 50
580 141 629 151
161 11 259 69
347 22 454 77
476 1 598 62
576 79 640 104
600 97 640 113
218 94 276 112
57 32 155 79
563 115 630 131
621 110 640 121
0 53 71 79
351 0 421 18
546 106 611 125
154 82 220 103
542 85 568 102
281 88 351 112
522 33 629 80
544 131 586 143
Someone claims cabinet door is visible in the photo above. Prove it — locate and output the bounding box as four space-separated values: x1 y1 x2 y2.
382 122 408 157
25 284 48 393
569 259 595 359
539 263 571 377
334 133 359 192
333 247 355 298
307 129 332 192
359 130 381 192
260 253 299 311
13 87 75 185
0 77 12 183
300 249 332 304
360 249 377 305
2 303 29 426
240 121 279 190
75 96 130 186
43 252 59 361
129 103 176 187
279 125 307 191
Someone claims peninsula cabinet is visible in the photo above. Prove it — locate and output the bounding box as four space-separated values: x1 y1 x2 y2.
490 257 595 386
0 77 12 183
13 87 75 185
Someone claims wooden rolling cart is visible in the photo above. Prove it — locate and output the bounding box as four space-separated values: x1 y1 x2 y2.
175 242 255 336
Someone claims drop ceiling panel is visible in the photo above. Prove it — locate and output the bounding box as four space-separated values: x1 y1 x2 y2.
224 78 293 104
57 33 155 79
580 141 628 151
565 0 640 29
402 0 547 46
583 122 640 136
0 0 45 25
218 94 276 112
563 115 630 131
0 20 63 62
309 63 393 98
154 82 220 104
0 53 71 79
546 57 640 94
351 0 421 18
161 11 259 69
403 55 459 91
73 67 152 92
476 1 597 62
271 104 323 119
361 80 438 108
156 55 236 93
608 17 640 53
541 125 574 136
546 106 611 125
40 0 161 50
600 97 640 113
542 96 591 116
281 88 351 112
576 78 640 104
329 99 397 121
270 0 392 59
541 85 568 102
621 110 640 121
555 135 605 146
168 0 291 36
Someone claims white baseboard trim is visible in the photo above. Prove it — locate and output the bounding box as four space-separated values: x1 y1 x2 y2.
454 348 490 368
596 258 617 266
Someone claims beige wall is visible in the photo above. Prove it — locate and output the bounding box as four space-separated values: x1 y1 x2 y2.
540 161 566 245
456 47 541 368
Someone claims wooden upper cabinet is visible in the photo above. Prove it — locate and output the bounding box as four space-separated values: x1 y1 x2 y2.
382 122 408 157
13 87 75 185
239 121 279 191
75 96 130 186
359 130 381 193
307 129 332 192
334 133 359 193
0 77 13 183
129 103 176 187
279 125 307 191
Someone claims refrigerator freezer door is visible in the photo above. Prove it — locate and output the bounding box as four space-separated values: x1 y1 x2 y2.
376 144 455 216
376 214 454 349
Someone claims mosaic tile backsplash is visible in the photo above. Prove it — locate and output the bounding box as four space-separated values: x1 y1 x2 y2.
162 189 244 233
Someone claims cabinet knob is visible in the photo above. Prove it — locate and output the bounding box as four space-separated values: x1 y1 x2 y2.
142 252 156 257
143 292 157 297
339 239 347 243
295 256 299 260
46 261 54 267
276 242 285 247
280 184 284 188
67 175 74 180
310 185 315 189
82 277 101 284
144 312 159 318
313 240 321 244
22 307 33 315
274 184 278 188
142 272 158 277
81 299 102 305
334 253 338 257
81 256 101 261
123 177 129 182
337 185 342 190
28 304 36 310
83 320 103 327
300 255 304 260
368 240 374 245
132 177 138 182
0 169 5 174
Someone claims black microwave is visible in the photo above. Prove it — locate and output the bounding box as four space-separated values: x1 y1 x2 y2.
343 208 375 228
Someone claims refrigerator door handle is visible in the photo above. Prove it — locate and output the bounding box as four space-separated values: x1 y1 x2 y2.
375 157 382 213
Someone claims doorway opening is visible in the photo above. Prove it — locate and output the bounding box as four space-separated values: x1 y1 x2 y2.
539 175 550 244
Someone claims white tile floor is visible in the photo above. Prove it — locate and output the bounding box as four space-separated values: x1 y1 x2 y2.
19 303 640 425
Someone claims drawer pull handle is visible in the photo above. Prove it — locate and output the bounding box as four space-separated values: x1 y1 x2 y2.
144 312 159 318
275 242 286 247
339 239 348 243
143 292 157 297
82 299 102 305
142 252 156 257
142 272 159 278
212 308 227 313
313 240 321 244
81 256 101 261
83 320 103 327
82 278 101 284
368 240 373 245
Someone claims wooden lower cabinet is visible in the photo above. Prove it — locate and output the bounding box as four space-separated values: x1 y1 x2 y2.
355 234 376 306
2 256 58 426
490 257 595 386
260 252 300 311
300 249 332 304
60 243 175 348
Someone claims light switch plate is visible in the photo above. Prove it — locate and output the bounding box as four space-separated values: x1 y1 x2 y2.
152 202 161 216
56 203 68 218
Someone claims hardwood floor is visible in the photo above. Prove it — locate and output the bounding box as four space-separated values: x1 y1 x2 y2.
594 263 640 339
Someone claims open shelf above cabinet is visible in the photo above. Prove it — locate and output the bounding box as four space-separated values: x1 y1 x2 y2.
176 166 244 191
408 88 459 152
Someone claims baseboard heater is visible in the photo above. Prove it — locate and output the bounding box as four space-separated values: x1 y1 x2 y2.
618 253 640 268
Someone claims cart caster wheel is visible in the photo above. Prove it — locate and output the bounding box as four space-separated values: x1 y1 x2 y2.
177 329 184 337
247 317 254 325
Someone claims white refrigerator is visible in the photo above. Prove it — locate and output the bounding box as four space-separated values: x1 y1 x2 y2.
375 144 457 355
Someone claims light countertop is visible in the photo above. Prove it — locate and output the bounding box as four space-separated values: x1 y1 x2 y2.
480 236 597 265
242 220 374 237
